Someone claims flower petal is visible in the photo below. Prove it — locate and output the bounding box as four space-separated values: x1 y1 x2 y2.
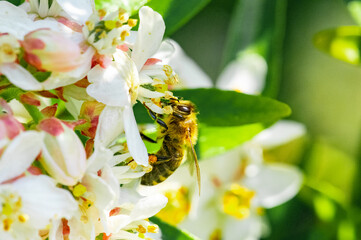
12 175 78 229
217 53 267 95
56 0 94 24
130 194 167 221
0 63 43 91
0 2 35 39
0 131 43 183
87 64 130 107
123 105 148 166
252 120 306 149
131 6 165 70
223 215 264 240
82 173 116 212
166 39 213 88
244 163 303 208
94 106 125 148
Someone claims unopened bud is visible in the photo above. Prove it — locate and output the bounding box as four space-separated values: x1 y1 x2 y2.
23 29 82 72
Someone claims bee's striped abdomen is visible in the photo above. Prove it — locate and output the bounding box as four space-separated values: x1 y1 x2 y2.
141 156 183 185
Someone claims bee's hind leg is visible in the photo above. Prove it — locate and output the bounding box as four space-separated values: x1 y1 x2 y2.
148 154 171 165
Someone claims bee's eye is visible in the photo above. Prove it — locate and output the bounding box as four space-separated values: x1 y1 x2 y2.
177 105 191 114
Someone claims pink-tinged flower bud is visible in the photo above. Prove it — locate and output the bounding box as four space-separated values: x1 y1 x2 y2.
79 101 105 139
0 99 24 140
23 29 82 72
39 118 87 186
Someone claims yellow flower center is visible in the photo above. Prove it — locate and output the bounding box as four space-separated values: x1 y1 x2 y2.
0 192 29 231
157 186 190 225
84 8 135 53
0 35 20 64
222 184 255 220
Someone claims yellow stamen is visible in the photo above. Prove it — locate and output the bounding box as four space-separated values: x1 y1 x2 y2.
222 184 255 220
154 84 168 93
137 225 147 234
120 30 130 41
147 225 159 233
128 161 137 169
73 184 87 197
18 214 29 223
163 65 173 77
85 21 95 31
157 187 190 225
104 20 116 30
128 19 138 27
118 11 129 23
98 9 107 18
3 218 13 231
2 202 13 216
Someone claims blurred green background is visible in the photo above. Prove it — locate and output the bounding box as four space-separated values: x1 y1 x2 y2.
168 0 361 239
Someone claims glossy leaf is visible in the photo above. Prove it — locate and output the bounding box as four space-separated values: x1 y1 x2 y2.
313 26 361 65
94 0 149 15
150 216 200 240
146 0 211 36
198 123 264 159
134 88 291 126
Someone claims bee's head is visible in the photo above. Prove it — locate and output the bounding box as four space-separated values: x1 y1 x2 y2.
172 100 197 118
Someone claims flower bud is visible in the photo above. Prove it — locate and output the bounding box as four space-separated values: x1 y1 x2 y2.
0 99 24 140
39 118 87 186
23 29 82 72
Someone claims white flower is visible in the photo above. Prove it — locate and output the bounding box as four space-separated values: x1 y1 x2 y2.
164 39 213 89
106 189 167 240
165 40 267 95
217 53 267 95
86 6 169 166
0 131 43 184
0 175 78 240
39 118 87 186
152 121 305 240
0 2 94 91
26 0 94 24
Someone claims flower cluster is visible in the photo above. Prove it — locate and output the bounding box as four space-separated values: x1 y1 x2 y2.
0 1 181 239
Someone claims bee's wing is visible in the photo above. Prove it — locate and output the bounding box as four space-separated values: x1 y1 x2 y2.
187 130 201 195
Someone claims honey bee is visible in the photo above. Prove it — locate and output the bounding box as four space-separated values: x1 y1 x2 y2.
140 99 201 192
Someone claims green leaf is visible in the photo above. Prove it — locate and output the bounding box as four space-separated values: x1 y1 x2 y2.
2 0 25 6
146 0 211 36
94 0 149 15
221 0 287 98
134 88 291 126
305 139 357 205
150 216 200 240
344 0 361 26
23 104 43 124
198 123 264 159
313 26 361 65
33 71 51 83
0 87 23 102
